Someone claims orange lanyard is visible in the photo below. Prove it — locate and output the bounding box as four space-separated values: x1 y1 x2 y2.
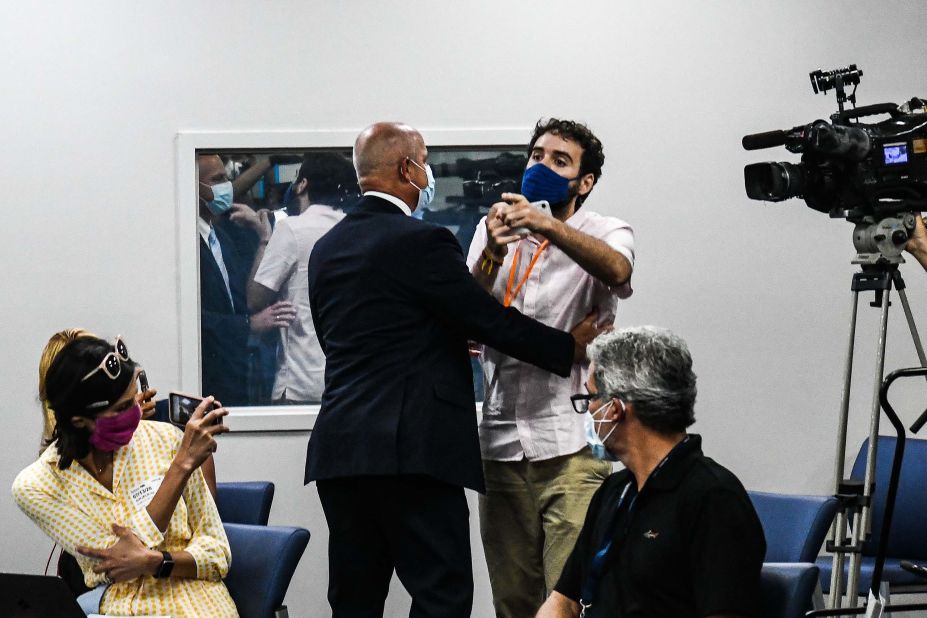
504 239 549 307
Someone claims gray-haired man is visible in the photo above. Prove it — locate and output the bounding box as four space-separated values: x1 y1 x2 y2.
538 326 766 618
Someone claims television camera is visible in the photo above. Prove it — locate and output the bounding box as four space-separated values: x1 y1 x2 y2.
743 65 927 264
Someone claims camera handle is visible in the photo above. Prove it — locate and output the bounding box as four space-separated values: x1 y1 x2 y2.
811 65 863 115
826 265 927 610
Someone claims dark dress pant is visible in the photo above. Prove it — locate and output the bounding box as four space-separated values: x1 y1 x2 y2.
317 474 473 618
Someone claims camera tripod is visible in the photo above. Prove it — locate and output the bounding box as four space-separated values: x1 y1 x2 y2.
826 258 927 610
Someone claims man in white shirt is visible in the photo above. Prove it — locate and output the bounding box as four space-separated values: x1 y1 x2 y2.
466 118 635 618
247 153 355 403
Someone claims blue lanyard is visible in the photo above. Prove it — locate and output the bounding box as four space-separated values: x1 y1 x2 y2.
579 436 691 616
579 482 635 616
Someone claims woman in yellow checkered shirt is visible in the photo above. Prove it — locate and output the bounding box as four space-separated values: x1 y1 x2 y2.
12 335 238 617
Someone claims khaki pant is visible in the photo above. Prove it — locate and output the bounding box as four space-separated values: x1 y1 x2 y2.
479 447 612 618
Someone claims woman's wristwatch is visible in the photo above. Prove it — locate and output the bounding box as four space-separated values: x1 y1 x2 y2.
154 551 175 578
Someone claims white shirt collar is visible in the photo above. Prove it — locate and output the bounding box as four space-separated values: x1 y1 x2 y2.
197 216 212 244
363 191 412 216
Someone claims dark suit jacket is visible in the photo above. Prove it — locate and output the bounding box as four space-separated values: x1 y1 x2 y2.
305 195 575 492
199 221 254 406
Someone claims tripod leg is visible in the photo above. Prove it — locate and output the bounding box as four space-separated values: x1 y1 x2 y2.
829 511 849 608
829 289 861 608
846 285 892 603
896 287 927 368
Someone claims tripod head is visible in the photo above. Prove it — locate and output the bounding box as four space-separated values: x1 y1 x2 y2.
851 213 917 266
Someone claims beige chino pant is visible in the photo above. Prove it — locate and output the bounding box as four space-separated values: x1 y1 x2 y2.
479 447 612 618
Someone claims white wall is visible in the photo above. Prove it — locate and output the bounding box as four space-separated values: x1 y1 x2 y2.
3 1 927 616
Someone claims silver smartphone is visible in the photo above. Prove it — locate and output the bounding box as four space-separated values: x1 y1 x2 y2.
511 200 551 237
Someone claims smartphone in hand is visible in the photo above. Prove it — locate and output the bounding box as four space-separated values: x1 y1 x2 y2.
511 200 551 237
168 392 221 429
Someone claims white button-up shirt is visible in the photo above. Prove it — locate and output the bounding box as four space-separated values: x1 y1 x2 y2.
253 204 345 402
363 191 412 216
466 208 635 461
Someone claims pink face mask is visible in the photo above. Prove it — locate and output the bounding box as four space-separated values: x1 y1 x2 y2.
88 404 142 451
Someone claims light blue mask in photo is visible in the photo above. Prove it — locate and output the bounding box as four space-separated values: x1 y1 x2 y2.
201 180 234 216
407 159 435 212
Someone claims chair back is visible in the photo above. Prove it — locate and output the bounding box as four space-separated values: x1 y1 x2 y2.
749 491 838 562
760 563 820 618
851 436 927 559
217 481 275 525
224 523 310 618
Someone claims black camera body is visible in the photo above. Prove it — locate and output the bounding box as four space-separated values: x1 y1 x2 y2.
743 66 927 264
744 107 927 221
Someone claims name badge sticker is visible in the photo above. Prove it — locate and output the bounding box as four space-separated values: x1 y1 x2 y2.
130 476 164 511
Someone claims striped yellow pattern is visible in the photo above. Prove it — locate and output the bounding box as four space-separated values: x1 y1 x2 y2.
12 420 238 617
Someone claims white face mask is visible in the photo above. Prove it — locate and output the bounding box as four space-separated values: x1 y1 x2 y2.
586 399 622 461
407 159 435 212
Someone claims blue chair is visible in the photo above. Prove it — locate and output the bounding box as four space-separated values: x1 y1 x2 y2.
761 563 821 618
817 436 927 596
224 523 310 618
153 398 171 423
749 491 838 562
216 481 275 526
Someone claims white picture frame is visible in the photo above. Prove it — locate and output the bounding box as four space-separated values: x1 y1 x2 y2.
176 128 525 431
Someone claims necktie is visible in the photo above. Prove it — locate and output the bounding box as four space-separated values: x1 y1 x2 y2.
207 228 235 311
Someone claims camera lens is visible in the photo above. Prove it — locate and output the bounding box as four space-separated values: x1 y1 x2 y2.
744 162 805 201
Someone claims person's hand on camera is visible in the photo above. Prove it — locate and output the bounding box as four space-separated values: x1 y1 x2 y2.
498 192 556 237
570 308 611 363
250 300 297 333
176 396 229 472
905 213 927 270
77 524 163 583
136 387 158 419
228 203 272 243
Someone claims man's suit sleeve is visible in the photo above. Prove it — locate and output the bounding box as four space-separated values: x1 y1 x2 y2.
415 225 574 377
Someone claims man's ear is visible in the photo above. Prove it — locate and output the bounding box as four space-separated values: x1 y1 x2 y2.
295 178 309 195
398 158 412 182
610 398 628 422
578 173 595 196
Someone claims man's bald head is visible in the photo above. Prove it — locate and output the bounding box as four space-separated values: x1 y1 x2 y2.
354 122 423 180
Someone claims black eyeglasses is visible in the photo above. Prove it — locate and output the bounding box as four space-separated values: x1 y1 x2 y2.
571 391 625 414
81 336 131 382
570 392 602 414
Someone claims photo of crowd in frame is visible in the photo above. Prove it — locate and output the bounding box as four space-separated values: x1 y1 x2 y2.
196 146 526 409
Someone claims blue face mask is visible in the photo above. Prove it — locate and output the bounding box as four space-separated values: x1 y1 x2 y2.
200 180 234 216
408 159 435 212
520 163 579 206
585 400 620 462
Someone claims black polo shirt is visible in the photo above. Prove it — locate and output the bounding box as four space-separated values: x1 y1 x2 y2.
555 434 766 618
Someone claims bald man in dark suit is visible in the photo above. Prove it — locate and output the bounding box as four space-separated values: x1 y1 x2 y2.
306 122 605 617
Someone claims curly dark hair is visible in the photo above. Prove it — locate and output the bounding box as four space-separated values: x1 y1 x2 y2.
527 118 605 208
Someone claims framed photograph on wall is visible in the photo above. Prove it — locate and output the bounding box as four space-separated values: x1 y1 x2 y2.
176 129 527 431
